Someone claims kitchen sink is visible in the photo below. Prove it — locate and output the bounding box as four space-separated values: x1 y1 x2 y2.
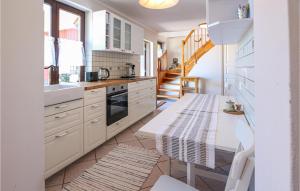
44 83 84 106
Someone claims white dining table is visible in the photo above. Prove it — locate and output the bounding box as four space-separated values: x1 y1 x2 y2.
136 93 250 186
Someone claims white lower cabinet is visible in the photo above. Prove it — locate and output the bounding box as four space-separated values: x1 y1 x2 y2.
84 115 106 153
128 80 156 123
83 88 107 154
45 79 156 178
45 124 83 178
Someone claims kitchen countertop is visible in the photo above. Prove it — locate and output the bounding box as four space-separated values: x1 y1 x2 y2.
78 76 156 91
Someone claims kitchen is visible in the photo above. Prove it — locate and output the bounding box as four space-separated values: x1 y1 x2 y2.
2 0 298 191
43 3 158 180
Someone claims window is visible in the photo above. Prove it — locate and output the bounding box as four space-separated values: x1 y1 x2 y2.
44 0 85 83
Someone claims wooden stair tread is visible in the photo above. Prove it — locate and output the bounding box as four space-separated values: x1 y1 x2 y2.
163 77 179 81
159 88 180 93
162 82 180 86
157 94 180 99
182 87 196 90
165 72 181 76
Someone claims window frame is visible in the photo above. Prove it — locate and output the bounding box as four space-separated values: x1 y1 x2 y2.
44 0 86 65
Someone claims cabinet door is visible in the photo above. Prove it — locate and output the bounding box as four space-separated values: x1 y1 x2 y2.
124 22 132 52
45 125 83 178
132 25 144 55
112 16 122 50
84 116 106 153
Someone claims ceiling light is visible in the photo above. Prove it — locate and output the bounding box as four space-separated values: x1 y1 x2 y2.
139 0 179 9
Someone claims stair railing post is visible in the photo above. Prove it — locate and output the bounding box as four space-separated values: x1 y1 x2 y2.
181 40 185 77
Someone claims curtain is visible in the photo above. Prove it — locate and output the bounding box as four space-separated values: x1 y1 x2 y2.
58 38 85 82
44 36 55 67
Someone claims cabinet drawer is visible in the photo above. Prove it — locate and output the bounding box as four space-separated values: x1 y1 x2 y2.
45 108 83 137
107 116 129 139
45 99 83 117
84 116 106 153
84 101 106 121
128 79 156 92
84 88 106 106
45 124 83 178
129 88 156 101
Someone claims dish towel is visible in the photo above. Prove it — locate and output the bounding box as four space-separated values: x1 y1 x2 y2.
156 94 219 169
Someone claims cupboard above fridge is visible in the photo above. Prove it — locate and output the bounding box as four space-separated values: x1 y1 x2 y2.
93 10 144 55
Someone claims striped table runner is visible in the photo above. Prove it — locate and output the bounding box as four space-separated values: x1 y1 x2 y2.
156 94 219 169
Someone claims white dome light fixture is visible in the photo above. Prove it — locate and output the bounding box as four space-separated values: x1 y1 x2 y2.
139 0 179 10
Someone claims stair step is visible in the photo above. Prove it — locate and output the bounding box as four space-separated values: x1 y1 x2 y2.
157 94 180 100
159 88 180 93
166 72 181 76
162 82 181 86
163 77 179 81
182 87 196 91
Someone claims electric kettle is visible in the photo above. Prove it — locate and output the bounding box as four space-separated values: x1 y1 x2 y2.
98 67 110 80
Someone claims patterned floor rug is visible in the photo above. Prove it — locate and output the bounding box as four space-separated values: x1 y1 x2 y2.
63 144 160 191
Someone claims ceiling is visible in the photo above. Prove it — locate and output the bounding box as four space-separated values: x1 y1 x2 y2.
97 0 206 33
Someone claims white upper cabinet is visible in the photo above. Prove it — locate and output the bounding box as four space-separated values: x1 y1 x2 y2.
206 0 253 45
131 24 144 55
93 10 144 55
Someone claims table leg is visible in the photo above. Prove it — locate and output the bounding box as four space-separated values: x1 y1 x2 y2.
187 163 196 186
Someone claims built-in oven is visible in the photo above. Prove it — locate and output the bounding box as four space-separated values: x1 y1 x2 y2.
106 84 128 126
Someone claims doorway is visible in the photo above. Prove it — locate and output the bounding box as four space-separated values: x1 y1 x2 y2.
141 40 153 76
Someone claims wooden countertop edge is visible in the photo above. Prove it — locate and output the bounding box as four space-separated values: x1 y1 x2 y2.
80 77 157 91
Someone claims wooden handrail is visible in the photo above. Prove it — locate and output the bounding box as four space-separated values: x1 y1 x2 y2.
181 25 211 77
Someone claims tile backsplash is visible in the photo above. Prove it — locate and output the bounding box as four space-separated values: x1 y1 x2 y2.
88 51 140 79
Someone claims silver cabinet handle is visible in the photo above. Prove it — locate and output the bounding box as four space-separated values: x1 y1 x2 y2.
91 119 100 124
90 90 99 93
55 104 69 109
54 113 67 119
91 104 100 109
55 131 69 138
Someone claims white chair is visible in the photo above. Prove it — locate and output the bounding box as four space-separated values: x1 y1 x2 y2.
151 121 254 191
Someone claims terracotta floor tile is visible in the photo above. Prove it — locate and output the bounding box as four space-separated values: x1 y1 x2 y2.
120 139 143 148
95 144 116 160
201 177 226 191
105 137 118 145
139 139 156 150
130 121 145 133
45 185 63 191
195 176 213 191
75 150 96 164
115 128 138 143
159 154 169 162
157 160 170 175
140 186 152 191
177 176 187 183
142 165 163 189
45 170 64 187
64 160 96 183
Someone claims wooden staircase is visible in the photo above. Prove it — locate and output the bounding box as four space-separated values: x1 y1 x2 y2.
157 25 214 100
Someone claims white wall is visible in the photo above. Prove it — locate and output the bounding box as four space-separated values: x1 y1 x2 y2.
224 27 255 127
1 0 45 191
188 46 223 95
166 36 185 67
254 0 294 190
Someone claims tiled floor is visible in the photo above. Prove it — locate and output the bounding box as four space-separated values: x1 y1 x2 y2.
45 100 233 191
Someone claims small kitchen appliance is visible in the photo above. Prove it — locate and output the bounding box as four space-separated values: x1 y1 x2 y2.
98 67 110 80
126 63 136 77
85 72 99 82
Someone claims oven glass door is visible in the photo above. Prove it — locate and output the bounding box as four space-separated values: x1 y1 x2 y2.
107 91 128 126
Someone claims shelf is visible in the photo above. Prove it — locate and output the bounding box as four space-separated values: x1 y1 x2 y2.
208 18 253 45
